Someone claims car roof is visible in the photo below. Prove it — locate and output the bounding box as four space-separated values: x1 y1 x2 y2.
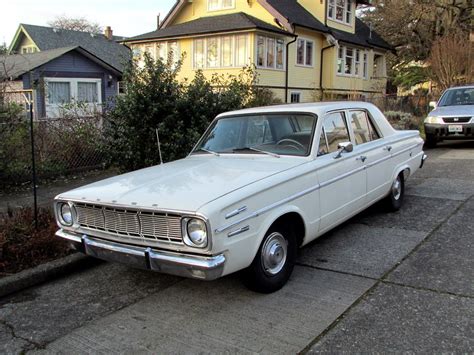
444 85 474 91
217 101 380 118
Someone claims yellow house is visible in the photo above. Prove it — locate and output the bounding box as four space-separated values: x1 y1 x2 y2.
124 0 392 103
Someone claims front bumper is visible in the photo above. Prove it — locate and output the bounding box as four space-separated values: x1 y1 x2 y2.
56 229 226 280
424 123 474 139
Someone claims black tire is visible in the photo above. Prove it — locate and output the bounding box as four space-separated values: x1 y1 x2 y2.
425 133 437 148
242 224 296 293
385 173 405 212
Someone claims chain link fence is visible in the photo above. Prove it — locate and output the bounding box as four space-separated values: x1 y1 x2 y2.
0 91 108 191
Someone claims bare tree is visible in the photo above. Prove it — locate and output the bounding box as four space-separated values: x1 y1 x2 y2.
48 15 102 33
428 31 473 91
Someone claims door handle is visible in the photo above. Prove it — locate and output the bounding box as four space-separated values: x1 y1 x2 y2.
356 155 367 162
383 145 392 152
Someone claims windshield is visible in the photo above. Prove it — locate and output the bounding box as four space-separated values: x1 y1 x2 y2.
193 113 317 157
438 87 474 106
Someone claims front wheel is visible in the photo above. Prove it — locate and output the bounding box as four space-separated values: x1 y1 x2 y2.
385 173 405 211
242 226 296 293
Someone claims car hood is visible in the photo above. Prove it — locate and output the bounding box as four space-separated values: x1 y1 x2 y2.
430 105 474 117
58 155 305 212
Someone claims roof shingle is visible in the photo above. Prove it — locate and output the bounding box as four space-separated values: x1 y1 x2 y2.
18 24 131 72
126 12 292 42
1 46 122 79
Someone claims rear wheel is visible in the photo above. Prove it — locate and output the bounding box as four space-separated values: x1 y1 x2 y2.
385 173 405 211
242 225 296 293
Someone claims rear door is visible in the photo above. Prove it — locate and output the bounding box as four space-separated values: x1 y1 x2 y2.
317 111 367 234
347 109 392 204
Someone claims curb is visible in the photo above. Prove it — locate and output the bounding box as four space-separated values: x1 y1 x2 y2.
0 253 101 299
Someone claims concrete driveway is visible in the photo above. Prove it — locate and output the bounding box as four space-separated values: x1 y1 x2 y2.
1 142 473 354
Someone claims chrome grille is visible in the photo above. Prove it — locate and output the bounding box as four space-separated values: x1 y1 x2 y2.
75 203 183 244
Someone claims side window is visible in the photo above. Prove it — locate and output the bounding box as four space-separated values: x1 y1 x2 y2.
323 112 350 153
350 110 371 144
350 110 380 144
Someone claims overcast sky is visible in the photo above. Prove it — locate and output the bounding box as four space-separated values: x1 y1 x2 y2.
1 0 176 46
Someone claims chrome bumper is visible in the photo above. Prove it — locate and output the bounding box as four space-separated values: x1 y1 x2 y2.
56 230 226 280
420 153 428 168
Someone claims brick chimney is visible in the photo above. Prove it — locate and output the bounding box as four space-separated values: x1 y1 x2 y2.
104 26 113 40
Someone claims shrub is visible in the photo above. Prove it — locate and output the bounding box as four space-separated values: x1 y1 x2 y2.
0 207 71 275
105 56 280 172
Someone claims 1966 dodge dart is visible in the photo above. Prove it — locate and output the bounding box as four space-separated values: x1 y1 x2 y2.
55 102 427 293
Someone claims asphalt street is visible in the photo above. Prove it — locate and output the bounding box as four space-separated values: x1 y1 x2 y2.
1 141 473 354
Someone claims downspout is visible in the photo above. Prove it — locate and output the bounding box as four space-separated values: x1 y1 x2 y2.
285 33 298 103
319 43 335 100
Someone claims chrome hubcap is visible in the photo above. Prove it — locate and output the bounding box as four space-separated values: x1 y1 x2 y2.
261 232 287 276
392 177 402 200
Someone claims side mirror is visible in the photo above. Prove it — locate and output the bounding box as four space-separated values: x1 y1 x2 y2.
429 101 437 109
334 141 353 159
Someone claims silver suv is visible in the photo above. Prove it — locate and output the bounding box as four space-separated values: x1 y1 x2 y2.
424 85 474 147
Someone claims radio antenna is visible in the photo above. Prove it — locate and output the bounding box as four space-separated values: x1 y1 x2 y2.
155 128 163 165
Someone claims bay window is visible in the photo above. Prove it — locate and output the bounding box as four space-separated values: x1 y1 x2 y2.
296 38 314 67
337 45 369 79
257 35 285 70
156 41 180 67
193 34 249 69
328 0 353 25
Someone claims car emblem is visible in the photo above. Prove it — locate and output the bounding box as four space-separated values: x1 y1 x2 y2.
454 118 459 121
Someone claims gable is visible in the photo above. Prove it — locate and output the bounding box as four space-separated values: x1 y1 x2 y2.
165 0 279 30
9 24 131 72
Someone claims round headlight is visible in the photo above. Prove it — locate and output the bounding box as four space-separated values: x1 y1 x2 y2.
186 218 208 247
60 203 73 226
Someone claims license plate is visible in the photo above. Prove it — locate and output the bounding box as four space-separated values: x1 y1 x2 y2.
448 125 463 133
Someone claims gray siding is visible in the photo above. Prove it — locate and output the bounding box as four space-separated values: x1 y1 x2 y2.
21 51 120 118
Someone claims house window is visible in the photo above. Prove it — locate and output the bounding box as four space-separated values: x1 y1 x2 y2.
45 78 102 118
194 39 205 68
117 81 126 95
193 34 249 69
337 45 368 79
48 82 71 104
235 35 248 66
208 0 234 11
222 36 233 67
328 0 353 25
290 92 301 103
296 38 313 67
345 47 354 74
156 41 179 65
78 82 99 103
363 52 368 79
257 35 285 70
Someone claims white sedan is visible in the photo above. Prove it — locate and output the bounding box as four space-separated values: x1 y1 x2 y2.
54 102 427 293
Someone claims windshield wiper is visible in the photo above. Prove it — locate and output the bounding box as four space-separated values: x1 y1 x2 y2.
233 147 280 158
196 147 220 156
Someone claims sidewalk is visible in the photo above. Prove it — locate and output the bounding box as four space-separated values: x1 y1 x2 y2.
0 169 118 213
